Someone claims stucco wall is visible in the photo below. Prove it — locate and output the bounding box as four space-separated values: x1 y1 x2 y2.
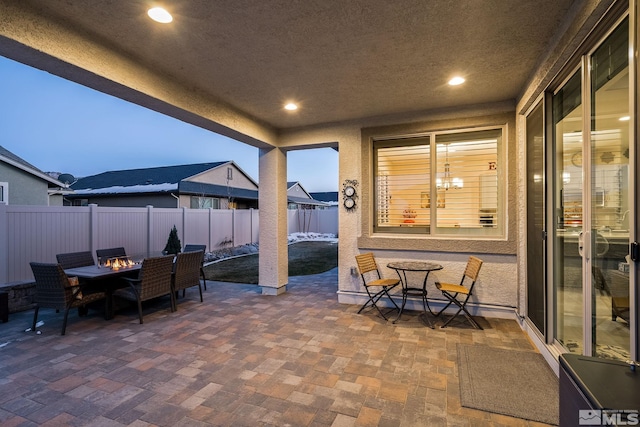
0 162 50 205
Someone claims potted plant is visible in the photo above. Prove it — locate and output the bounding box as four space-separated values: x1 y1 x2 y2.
402 207 417 223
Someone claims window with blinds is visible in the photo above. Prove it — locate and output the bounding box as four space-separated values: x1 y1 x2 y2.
373 128 503 237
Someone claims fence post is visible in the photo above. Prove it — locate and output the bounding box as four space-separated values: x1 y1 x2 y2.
208 208 213 251
0 204 7 283
232 208 236 247
89 204 98 258
147 205 153 257
182 207 187 248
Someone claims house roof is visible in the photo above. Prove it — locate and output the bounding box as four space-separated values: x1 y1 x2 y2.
0 145 69 189
70 161 258 198
310 192 339 203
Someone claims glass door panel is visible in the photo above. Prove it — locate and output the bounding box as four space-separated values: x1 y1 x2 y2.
553 70 583 353
589 17 630 360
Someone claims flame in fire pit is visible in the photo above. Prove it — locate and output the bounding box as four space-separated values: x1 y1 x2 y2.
105 257 135 269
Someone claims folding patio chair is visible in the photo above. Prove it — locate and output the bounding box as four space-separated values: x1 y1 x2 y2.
435 256 484 329
355 252 400 320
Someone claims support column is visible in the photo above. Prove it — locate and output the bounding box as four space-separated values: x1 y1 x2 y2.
258 147 288 295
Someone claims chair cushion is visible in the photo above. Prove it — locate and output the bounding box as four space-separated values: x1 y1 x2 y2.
366 278 399 287
67 276 83 300
435 282 469 294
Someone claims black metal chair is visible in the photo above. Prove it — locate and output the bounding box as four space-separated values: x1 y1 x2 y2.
172 250 204 310
29 262 106 335
112 255 175 324
183 244 207 290
56 251 95 269
435 256 484 329
355 252 400 320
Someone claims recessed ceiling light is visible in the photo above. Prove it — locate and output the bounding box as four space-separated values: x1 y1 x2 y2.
448 76 465 86
148 7 173 23
619 116 630 121
284 103 298 111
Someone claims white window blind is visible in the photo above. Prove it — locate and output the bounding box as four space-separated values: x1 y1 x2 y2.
435 130 500 235
375 138 430 231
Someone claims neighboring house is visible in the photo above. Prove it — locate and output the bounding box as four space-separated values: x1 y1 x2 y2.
0 145 71 206
287 182 330 210
310 192 339 209
67 161 258 209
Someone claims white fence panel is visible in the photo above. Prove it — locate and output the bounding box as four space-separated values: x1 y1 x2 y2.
234 210 255 246
151 208 184 255
288 209 338 235
5 206 92 282
96 207 148 257
183 209 210 248
210 210 233 249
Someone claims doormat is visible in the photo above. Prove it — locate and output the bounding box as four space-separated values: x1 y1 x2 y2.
457 344 559 425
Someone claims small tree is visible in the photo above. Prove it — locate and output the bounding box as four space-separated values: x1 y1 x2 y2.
163 225 182 255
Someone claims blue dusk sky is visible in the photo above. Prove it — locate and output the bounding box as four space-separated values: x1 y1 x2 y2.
0 56 338 192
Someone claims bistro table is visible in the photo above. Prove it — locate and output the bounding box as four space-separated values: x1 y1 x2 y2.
387 261 443 328
64 263 141 319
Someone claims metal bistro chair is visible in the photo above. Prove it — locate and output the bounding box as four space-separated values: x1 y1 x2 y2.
29 262 106 335
183 244 207 290
56 251 95 269
355 252 400 320
112 255 175 324
172 250 204 311
435 256 484 329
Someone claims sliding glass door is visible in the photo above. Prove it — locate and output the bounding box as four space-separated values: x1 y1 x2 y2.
548 16 631 360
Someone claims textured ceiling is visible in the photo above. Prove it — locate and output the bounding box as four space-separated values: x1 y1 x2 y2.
23 0 575 130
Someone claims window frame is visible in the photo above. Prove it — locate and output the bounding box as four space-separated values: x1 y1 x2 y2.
0 182 8 204
359 112 516 255
372 125 506 239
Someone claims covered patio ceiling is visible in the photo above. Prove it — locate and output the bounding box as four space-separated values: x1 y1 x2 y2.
1 0 577 132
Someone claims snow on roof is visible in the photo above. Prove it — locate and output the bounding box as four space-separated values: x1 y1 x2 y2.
73 183 177 194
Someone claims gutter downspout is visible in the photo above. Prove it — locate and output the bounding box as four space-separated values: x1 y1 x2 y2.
170 193 180 208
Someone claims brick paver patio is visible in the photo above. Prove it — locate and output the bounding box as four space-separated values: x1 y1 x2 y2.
0 269 552 426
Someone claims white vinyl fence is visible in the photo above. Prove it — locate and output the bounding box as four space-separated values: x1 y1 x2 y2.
0 204 337 283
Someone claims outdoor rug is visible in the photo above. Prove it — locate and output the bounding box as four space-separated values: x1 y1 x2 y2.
457 344 559 425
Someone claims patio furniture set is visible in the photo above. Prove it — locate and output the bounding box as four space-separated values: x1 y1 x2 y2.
29 246 207 335
355 252 484 329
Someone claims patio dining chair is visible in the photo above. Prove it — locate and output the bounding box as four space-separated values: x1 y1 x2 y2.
183 244 207 290
435 256 484 329
355 252 400 320
112 255 175 324
171 250 204 311
56 251 95 269
29 262 107 335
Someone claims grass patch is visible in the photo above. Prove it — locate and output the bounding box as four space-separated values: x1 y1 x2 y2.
203 240 337 284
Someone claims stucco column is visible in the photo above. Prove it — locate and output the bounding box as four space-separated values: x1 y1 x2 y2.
258 147 288 295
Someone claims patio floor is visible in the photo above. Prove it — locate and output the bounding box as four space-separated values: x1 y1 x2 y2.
0 269 551 426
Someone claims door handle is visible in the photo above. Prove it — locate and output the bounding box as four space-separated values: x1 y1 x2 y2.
578 231 584 257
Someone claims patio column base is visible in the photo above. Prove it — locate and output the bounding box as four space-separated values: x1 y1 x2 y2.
261 285 287 296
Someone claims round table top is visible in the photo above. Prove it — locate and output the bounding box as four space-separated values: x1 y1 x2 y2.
387 261 443 272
